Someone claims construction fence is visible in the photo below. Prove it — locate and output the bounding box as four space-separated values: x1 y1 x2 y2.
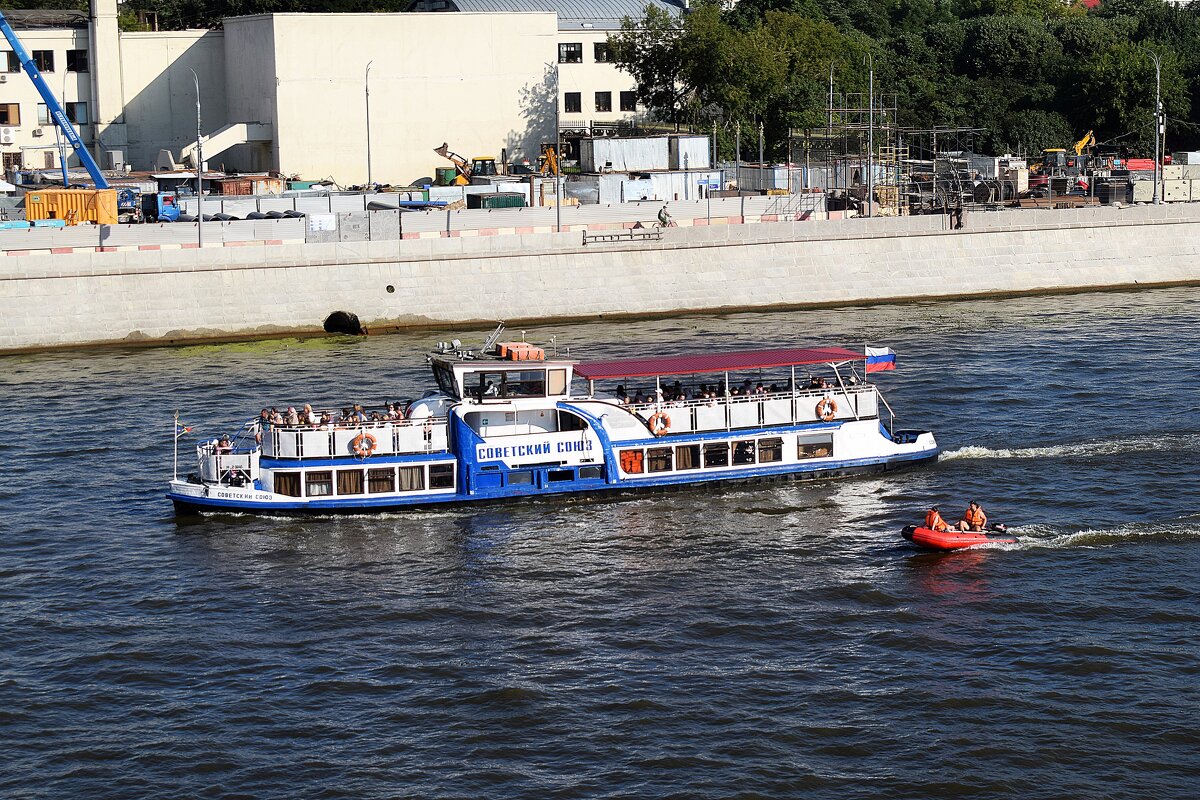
0 193 827 254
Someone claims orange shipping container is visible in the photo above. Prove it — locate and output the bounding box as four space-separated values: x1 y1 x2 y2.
25 188 118 225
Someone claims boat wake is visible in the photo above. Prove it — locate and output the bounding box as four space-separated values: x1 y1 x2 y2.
997 515 1200 550
940 432 1200 462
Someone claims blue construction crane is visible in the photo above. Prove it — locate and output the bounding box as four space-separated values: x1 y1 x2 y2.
0 9 110 189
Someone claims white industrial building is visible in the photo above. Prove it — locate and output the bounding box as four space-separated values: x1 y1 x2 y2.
0 0 682 184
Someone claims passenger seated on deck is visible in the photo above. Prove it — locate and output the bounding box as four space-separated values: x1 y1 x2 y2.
924 505 950 532
957 501 988 532
303 403 318 426
286 406 300 426
483 380 499 397
271 408 285 426
214 435 233 454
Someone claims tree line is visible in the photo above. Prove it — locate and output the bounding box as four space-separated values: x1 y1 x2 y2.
609 0 1200 159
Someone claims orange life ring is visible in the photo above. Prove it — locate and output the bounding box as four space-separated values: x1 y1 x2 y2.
351 432 378 458
815 397 837 422
647 411 671 437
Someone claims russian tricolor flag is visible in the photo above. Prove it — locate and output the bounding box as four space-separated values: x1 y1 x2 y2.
865 346 896 373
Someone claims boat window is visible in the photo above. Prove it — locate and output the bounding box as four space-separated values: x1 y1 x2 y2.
732 440 756 465
675 444 701 470
504 370 546 398
368 467 396 493
579 465 604 480
472 371 505 401
619 449 644 474
647 447 673 473
398 466 425 492
798 434 834 460
429 463 456 489
274 472 302 497
337 469 364 495
548 469 574 483
557 410 588 432
508 471 533 485
758 437 784 463
547 369 568 395
703 443 729 468
305 471 333 497
433 362 458 397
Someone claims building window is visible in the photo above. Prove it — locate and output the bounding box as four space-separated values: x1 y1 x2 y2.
429 463 455 489
558 43 582 63
368 467 396 493
2 152 23 171
37 103 49 125
337 469 364 495
0 103 19 126
6 53 19 73
32 50 53 73
564 92 581 114
595 91 612 113
594 43 612 63
274 472 302 497
66 102 87 124
620 91 637 112
305 470 333 497
66 49 88 73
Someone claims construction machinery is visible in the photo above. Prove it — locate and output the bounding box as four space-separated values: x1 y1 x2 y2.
1032 130 1096 176
537 143 560 176
434 142 499 185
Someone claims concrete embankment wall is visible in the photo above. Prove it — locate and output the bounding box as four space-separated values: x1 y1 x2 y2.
3 203 1199 353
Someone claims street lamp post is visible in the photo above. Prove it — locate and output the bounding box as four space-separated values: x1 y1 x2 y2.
864 52 874 218
1146 51 1163 205
365 60 373 188
554 63 562 234
190 69 203 247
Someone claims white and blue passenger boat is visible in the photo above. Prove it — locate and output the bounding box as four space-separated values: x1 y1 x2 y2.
167 328 938 515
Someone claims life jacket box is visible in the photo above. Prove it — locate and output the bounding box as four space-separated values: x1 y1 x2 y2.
499 342 545 361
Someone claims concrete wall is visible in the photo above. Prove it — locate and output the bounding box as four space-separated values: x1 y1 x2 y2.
3 204 1200 353
119 31 229 170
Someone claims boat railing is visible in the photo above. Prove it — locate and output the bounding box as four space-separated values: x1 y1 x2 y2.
196 441 261 483
259 416 450 459
622 385 878 434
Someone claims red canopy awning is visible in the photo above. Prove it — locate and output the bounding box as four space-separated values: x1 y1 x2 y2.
574 347 864 380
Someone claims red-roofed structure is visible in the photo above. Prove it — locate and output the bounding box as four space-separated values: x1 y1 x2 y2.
574 347 865 380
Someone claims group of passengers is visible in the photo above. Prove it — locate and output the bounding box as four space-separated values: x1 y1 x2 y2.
613 374 850 406
255 401 410 436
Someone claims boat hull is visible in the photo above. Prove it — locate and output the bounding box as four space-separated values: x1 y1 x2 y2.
901 525 1018 550
169 449 938 517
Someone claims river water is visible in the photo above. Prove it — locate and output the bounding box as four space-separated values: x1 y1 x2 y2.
2 287 1198 798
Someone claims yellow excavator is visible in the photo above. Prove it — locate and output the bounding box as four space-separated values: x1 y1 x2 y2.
434 142 498 185
1034 130 1095 175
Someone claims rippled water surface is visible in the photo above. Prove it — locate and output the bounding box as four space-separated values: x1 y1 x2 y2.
3 288 1199 798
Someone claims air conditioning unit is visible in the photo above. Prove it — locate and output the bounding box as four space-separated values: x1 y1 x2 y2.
0 127 13 145
32 128 44 137
0 75 7 83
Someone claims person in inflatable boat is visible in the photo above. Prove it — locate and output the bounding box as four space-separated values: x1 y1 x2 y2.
957 501 988 532
924 506 950 532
